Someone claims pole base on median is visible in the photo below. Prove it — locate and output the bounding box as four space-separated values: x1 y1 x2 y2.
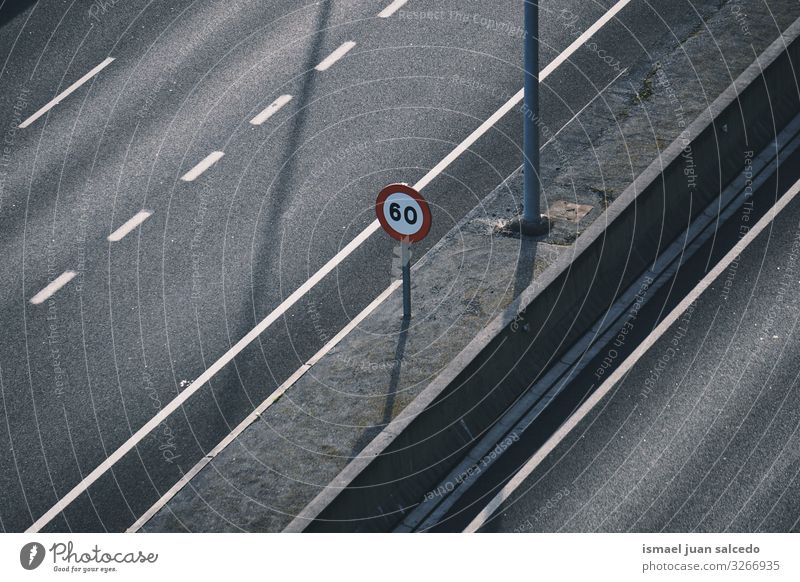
499 215 550 237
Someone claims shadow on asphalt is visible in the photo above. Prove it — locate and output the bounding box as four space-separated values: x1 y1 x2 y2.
253 0 334 253
0 0 38 28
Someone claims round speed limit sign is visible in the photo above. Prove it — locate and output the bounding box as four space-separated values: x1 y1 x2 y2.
375 183 432 243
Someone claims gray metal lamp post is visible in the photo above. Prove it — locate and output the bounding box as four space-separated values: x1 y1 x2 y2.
509 0 549 236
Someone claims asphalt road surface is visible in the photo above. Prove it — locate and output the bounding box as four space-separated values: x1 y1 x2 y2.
474 150 800 533
0 0 752 532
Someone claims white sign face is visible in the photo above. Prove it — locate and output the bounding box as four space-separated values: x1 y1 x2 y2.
376 183 431 243
382 192 424 237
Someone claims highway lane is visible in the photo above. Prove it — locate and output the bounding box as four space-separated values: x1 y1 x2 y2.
471 147 800 533
0 0 738 532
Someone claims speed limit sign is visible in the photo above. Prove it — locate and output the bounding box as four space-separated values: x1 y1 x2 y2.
375 183 432 243
376 183 431 320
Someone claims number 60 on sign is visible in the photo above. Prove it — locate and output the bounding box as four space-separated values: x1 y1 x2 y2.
375 183 432 243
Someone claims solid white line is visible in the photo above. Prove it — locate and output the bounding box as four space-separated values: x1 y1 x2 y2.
315 41 356 71
418 87 525 190
107 210 153 242
19 57 115 129
127 280 402 532
30 271 76 305
27 0 632 532
378 0 408 18
539 0 631 80
464 176 800 533
181 151 224 182
250 94 293 125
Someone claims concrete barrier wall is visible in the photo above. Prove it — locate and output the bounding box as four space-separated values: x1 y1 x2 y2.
299 24 800 532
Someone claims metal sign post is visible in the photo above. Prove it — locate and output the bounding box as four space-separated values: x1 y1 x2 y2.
376 183 432 320
401 239 411 320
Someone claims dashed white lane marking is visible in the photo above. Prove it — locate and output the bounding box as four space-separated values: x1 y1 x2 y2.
180 151 224 182
250 94 293 125
27 0 633 533
30 271 76 305
126 279 402 532
464 175 800 533
19 57 115 129
107 210 153 242
378 0 408 18
315 41 356 71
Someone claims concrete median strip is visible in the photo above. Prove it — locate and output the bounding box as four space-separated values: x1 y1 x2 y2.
286 11 800 532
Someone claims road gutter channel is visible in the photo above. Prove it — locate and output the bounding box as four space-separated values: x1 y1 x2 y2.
403 112 800 533
468 163 800 534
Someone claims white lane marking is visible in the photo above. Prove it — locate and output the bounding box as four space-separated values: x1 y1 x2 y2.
19 57 115 129
541 68 628 150
30 271 76 305
540 0 631 80
26 0 632 532
250 94 293 125
419 87 523 190
378 0 408 18
464 176 800 533
180 151 224 182
107 210 153 242
315 41 356 71
127 280 402 532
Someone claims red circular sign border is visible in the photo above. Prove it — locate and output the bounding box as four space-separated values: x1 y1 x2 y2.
375 183 432 243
